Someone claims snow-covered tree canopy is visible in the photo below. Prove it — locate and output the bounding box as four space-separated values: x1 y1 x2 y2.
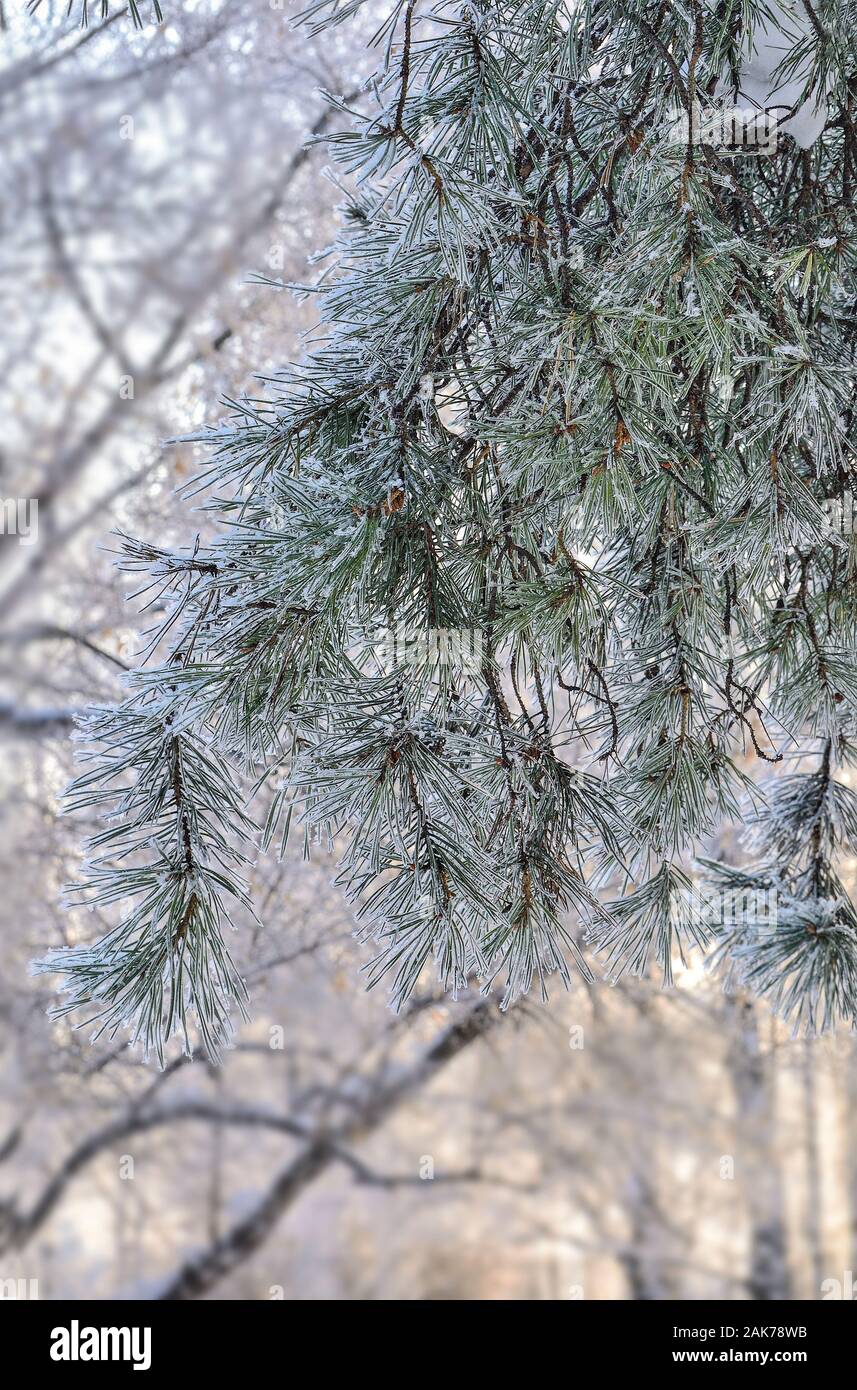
34 0 857 1059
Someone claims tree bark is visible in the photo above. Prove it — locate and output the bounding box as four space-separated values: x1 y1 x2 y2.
726 995 791 1300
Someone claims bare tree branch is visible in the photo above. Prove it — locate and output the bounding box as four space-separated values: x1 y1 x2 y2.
158 994 507 1299
0 623 129 670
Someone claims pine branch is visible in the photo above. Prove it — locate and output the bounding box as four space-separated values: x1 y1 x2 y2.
37 0 857 1051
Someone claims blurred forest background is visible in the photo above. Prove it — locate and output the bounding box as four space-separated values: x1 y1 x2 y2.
0 0 856 1301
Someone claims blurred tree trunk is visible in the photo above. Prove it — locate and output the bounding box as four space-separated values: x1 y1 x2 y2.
207 1067 225 1245
849 1050 857 1272
801 1041 824 1297
621 1168 674 1300
726 995 791 1300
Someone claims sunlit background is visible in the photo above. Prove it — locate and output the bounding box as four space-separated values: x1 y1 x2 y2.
0 0 855 1302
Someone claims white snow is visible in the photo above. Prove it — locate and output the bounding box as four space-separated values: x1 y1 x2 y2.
715 0 830 149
